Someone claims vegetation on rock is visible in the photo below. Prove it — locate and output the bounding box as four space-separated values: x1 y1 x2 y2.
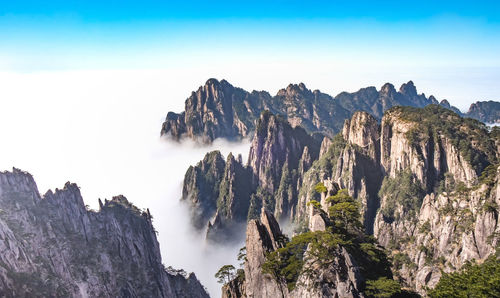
262 189 399 294
428 255 500 298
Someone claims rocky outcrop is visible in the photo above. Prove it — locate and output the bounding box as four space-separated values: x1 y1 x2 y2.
184 112 321 242
161 79 272 143
465 100 500 123
247 112 321 221
295 105 500 293
296 112 383 233
221 276 245 298
0 168 209 298
244 212 288 298
206 153 253 243
227 211 387 298
372 106 499 292
162 79 479 143
182 150 226 229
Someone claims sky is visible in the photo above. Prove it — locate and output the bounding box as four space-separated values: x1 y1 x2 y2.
1 1 500 108
1 1 500 296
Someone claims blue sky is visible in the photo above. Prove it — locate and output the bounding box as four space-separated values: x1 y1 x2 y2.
0 1 499 106
1 0 500 70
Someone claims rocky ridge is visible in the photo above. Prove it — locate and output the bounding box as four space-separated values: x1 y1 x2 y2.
181 112 320 242
222 209 399 298
184 105 500 295
466 100 500 124
161 79 499 143
296 105 500 293
0 168 209 298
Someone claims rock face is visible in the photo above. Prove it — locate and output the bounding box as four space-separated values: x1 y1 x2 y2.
244 212 288 298
183 112 320 242
161 79 272 143
297 111 383 234
206 153 253 243
162 79 480 143
183 104 500 294
0 168 209 298
244 105 498 294
182 151 226 229
466 100 500 123
296 105 500 293
247 111 321 222
225 212 371 298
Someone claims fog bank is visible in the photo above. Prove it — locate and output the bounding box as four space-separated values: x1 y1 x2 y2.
0 70 250 297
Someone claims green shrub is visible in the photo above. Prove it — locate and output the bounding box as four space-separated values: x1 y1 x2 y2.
428 256 500 298
365 277 402 298
379 169 425 222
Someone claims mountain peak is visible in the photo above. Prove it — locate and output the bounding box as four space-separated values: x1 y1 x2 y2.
440 99 451 108
205 78 220 86
278 82 312 97
399 80 417 96
380 83 396 95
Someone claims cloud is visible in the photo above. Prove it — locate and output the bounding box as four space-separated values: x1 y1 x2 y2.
0 69 251 297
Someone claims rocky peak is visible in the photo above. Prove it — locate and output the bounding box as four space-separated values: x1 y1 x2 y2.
182 150 226 229
248 111 317 193
342 111 380 161
380 82 396 96
277 83 312 98
429 95 439 104
0 168 209 298
466 100 500 123
399 80 418 97
440 99 451 108
244 211 287 298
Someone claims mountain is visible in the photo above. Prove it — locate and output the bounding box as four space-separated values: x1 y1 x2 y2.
181 112 321 242
161 79 500 143
296 105 500 293
466 100 500 123
183 105 500 295
221 208 420 298
0 168 209 298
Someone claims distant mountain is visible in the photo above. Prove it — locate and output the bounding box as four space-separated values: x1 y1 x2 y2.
161 79 499 143
0 169 209 298
466 100 500 123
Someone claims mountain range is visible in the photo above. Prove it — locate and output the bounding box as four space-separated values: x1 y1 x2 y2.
170 80 500 297
2 79 499 297
161 79 500 143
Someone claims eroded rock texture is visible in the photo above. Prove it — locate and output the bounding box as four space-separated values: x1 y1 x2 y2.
0 168 209 298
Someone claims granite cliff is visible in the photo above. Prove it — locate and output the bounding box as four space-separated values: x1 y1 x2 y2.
181 112 320 242
161 79 500 143
0 168 209 298
182 105 500 296
296 105 500 294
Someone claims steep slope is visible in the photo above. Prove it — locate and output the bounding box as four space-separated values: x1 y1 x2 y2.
222 207 403 298
182 150 226 229
180 104 500 294
0 168 209 298
206 153 253 243
247 111 321 222
466 100 500 123
161 79 272 143
182 112 320 242
162 79 483 143
373 105 499 292
296 105 500 293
